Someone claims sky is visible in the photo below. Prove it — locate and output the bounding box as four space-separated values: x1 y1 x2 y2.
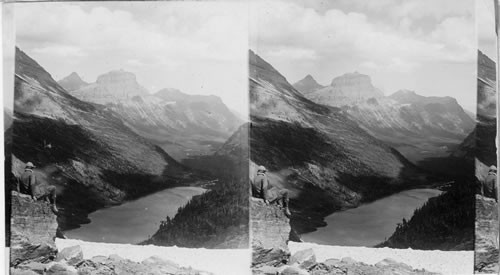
13 1 249 114
250 0 480 113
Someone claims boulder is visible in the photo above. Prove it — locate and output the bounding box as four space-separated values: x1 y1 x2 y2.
141 256 180 274
280 265 309 275
341 257 357 264
16 262 47 274
10 192 58 266
289 249 316 269
45 262 78 275
10 268 40 275
323 258 341 267
56 245 83 266
251 197 291 267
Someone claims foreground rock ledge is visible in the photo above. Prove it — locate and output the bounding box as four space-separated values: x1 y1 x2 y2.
474 194 499 274
10 192 58 266
251 197 291 267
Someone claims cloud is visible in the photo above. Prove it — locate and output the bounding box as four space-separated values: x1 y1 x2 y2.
251 0 475 72
14 2 249 113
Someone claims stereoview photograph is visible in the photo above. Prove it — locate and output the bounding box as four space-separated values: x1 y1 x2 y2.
5 2 250 275
249 0 477 274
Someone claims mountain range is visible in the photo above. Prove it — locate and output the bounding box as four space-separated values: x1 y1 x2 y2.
293 73 475 164
8 47 194 231
59 72 242 160
250 50 429 234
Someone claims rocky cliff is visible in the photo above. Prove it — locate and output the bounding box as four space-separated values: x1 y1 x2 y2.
70 69 148 104
251 198 291 267
301 72 474 164
474 195 499 274
10 192 58 266
306 72 384 107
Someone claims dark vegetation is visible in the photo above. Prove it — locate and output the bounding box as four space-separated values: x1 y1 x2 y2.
8 112 189 231
378 178 475 250
144 142 249 248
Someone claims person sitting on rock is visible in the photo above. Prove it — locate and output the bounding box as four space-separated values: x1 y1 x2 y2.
252 165 291 217
482 165 498 202
18 161 59 213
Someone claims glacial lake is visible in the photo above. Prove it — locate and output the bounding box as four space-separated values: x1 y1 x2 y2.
301 188 442 247
64 186 206 244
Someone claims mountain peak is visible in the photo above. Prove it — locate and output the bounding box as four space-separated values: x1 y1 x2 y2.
58 72 89 92
293 74 324 95
331 72 371 87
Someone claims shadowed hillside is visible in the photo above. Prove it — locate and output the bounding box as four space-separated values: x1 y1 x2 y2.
249 50 430 235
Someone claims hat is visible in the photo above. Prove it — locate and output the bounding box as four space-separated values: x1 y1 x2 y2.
25 162 36 168
258 165 267 172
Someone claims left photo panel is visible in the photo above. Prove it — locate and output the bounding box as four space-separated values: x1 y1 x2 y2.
4 2 250 275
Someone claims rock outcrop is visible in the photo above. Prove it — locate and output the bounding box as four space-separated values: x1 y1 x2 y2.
251 197 291 267
254 248 441 275
306 72 384 107
474 195 499 273
10 192 58 266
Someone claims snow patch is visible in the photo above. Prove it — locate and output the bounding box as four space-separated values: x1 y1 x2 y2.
289 242 473 275
56 238 251 275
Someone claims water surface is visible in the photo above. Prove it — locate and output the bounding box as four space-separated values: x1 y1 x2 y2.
302 188 442 247
64 186 206 244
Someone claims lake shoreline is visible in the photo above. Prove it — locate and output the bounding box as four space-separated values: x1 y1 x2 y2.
63 186 207 244
292 184 444 243
300 188 443 247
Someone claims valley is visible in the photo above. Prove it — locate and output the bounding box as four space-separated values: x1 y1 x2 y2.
250 49 475 251
7 47 248 249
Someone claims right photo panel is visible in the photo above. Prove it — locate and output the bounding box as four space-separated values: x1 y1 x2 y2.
249 0 477 274
476 0 499 273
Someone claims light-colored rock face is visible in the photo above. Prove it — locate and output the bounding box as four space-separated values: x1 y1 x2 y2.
306 72 384 107
71 70 148 104
10 192 58 266
303 70 474 163
474 194 499 273
68 70 242 160
251 198 291 266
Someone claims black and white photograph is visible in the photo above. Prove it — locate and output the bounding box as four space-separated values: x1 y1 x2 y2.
4 1 250 275
475 0 499 273
249 0 477 274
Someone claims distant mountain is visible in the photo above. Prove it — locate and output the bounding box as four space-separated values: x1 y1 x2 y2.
70 70 148 104
303 73 474 163
292 74 325 95
69 73 242 161
10 47 192 231
57 72 89 92
249 50 427 234
306 72 384 106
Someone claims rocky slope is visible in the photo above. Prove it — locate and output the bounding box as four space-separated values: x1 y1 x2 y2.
292 74 324 95
11 47 192 231
474 195 499 274
9 194 214 274
68 72 242 160
249 50 428 235
10 192 58 266
302 73 474 164
57 72 89 92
